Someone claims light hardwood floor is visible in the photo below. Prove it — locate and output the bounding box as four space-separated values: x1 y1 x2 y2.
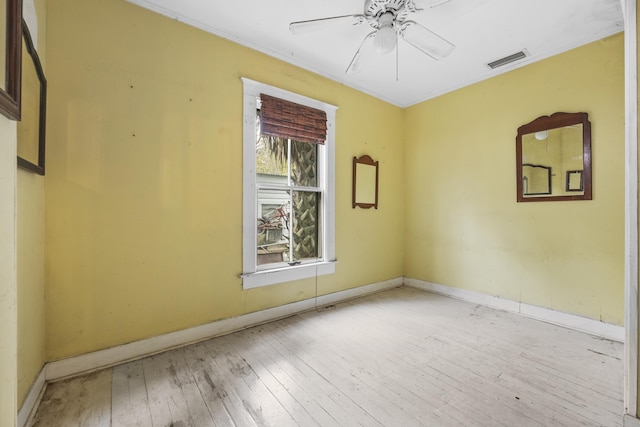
29 286 624 426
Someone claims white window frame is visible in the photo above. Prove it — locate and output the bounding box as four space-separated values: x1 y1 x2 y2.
241 78 337 289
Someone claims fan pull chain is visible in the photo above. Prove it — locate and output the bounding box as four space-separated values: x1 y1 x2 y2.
395 38 399 81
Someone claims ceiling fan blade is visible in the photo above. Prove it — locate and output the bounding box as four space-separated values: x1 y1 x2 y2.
289 14 366 35
399 21 455 60
412 0 453 9
346 32 377 74
428 0 453 8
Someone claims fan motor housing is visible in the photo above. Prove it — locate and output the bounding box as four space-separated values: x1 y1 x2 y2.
365 0 407 17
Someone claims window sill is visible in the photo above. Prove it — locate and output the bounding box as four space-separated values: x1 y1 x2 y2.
241 261 337 289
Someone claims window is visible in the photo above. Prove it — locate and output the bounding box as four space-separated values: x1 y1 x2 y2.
241 78 337 289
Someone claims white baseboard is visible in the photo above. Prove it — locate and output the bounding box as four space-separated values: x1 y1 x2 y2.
625 414 640 427
46 277 403 382
404 278 624 342
17 367 46 427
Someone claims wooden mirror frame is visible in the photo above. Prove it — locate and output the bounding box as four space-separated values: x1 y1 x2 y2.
516 112 592 202
17 19 45 175
0 0 22 120
352 154 379 209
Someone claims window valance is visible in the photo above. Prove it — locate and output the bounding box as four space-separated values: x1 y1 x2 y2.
260 93 327 144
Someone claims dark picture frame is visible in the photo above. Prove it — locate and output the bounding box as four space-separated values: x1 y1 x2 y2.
17 19 46 175
566 170 584 192
0 0 22 120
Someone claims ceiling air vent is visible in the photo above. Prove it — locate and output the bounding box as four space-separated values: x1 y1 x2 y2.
487 50 528 69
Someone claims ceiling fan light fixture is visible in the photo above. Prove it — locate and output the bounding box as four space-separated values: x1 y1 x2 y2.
375 25 396 54
374 12 396 54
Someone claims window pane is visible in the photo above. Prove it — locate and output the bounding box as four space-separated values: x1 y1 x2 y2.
257 190 291 265
291 139 317 187
256 135 287 178
292 191 319 261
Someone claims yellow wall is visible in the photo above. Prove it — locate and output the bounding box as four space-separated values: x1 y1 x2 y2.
17 0 47 407
0 118 17 426
45 0 405 360
17 170 45 404
405 34 624 324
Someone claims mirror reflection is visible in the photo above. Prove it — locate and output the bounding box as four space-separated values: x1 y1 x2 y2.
516 112 591 202
521 124 583 197
355 163 376 204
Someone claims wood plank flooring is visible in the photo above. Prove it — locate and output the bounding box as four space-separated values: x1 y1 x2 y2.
29 286 624 426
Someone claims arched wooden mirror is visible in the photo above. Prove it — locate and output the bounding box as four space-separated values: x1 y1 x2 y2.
352 154 379 209
516 112 592 202
17 19 46 175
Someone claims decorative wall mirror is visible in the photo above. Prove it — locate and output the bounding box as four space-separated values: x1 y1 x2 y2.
352 154 378 209
516 112 591 202
0 0 22 120
17 19 46 175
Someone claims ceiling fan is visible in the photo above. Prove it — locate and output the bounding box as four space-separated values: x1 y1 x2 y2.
289 0 456 76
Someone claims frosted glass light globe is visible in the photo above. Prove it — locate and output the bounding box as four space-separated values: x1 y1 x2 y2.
375 25 396 54
374 12 396 54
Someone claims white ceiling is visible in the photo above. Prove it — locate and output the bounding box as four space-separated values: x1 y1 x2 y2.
126 0 624 108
